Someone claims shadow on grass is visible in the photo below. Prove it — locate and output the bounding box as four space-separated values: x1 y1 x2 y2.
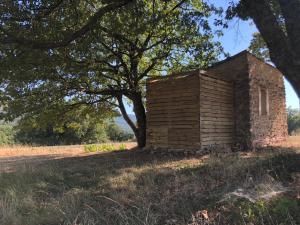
0 147 299 225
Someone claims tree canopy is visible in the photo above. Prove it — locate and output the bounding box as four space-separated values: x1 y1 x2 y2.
227 0 300 96
248 32 270 62
0 106 134 145
0 0 223 147
0 0 133 49
287 107 300 135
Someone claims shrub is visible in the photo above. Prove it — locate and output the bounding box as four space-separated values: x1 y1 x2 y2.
234 197 299 225
287 107 300 135
14 116 132 146
84 143 127 153
119 143 127 150
0 124 16 145
15 115 109 146
106 123 134 142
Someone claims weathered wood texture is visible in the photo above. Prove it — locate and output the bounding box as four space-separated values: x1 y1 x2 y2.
207 52 251 149
146 72 201 149
199 74 235 147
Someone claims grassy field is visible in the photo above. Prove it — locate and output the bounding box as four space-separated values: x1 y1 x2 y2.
0 139 299 225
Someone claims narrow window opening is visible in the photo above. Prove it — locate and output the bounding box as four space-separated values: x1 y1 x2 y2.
259 87 269 116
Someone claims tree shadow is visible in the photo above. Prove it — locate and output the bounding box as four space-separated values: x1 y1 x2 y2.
0 146 299 225
111 148 299 224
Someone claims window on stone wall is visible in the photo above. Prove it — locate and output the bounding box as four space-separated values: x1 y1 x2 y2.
259 87 269 116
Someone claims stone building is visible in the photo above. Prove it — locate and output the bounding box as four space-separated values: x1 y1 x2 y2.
146 51 288 151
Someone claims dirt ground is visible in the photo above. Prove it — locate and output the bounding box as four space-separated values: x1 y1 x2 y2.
0 137 299 173
0 138 299 225
0 142 137 173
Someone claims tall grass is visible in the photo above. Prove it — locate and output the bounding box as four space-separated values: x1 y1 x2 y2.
0 147 299 225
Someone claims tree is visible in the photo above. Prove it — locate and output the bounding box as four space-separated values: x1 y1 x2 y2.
226 0 300 96
14 105 113 145
0 0 133 49
106 123 134 142
287 107 300 135
0 123 15 145
0 0 223 147
248 32 270 62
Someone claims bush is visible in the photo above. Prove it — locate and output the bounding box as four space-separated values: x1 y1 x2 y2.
287 107 300 135
235 197 300 225
14 121 134 146
1 111 134 146
14 115 110 146
84 143 127 153
119 143 127 150
106 123 134 142
0 124 16 145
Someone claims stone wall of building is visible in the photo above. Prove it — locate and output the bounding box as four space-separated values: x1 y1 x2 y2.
248 55 288 146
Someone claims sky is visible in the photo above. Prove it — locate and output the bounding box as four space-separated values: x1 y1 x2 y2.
211 0 299 109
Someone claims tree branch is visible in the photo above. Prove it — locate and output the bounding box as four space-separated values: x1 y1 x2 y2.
240 0 292 68
116 95 137 134
32 0 65 20
84 88 129 97
138 52 170 80
0 0 133 49
240 0 300 95
241 0 289 55
278 0 300 58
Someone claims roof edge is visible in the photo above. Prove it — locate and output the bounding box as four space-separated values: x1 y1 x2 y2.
147 69 203 82
147 50 282 83
208 50 280 73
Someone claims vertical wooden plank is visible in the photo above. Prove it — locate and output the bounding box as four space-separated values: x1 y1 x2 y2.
146 72 201 150
199 71 202 149
199 73 235 148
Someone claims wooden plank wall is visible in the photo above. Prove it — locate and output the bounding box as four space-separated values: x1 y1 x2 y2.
199 74 235 148
146 73 200 149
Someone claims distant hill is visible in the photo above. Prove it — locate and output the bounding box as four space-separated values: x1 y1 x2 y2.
114 114 136 134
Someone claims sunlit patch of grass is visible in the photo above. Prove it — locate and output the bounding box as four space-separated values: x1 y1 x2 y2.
84 143 127 153
217 196 300 225
119 143 127 150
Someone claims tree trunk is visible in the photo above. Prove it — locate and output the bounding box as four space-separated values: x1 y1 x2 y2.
240 0 300 96
117 92 147 148
131 92 147 148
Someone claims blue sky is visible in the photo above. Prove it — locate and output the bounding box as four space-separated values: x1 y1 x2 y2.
212 0 299 109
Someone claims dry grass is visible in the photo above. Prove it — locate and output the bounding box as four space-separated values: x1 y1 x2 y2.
0 142 137 157
0 142 136 173
0 138 299 225
274 136 300 150
0 144 83 157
